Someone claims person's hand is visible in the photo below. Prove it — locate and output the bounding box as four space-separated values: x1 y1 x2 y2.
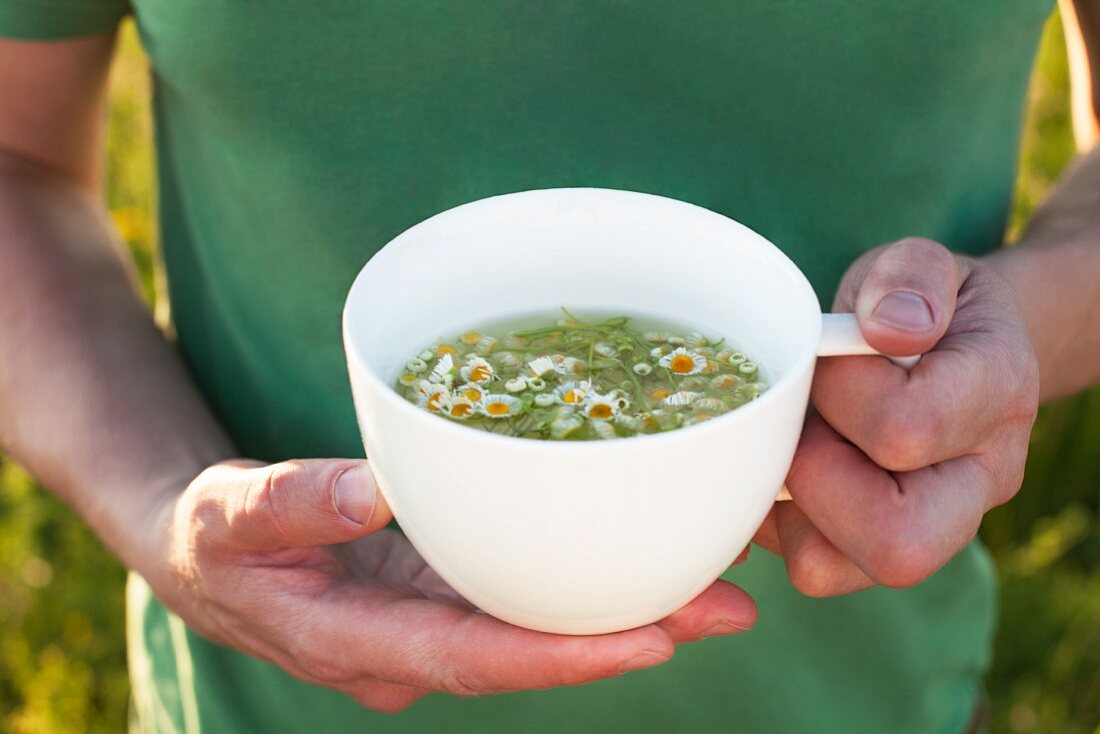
754 238 1040 596
147 459 758 712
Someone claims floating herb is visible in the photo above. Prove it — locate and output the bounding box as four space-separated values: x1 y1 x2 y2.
393 309 768 440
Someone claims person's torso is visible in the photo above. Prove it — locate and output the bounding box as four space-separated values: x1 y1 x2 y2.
127 2 1050 731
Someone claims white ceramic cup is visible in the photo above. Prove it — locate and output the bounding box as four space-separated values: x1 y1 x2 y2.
343 188 914 635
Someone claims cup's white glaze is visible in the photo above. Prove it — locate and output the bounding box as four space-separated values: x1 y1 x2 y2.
343 188 825 635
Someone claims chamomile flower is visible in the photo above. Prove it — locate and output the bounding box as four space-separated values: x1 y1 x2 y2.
533 392 556 407
406 358 428 373
417 384 451 413
694 397 728 413
429 353 455 383
614 414 643 432
711 374 742 390
667 336 686 347
662 391 702 407
550 415 585 439
583 394 619 421
526 377 548 392
445 397 476 420
649 346 668 359
607 389 631 411
590 420 617 440
594 342 618 358
633 362 653 376
455 382 486 403
527 355 557 378
480 394 523 419
504 377 527 393
727 352 748 365
503 331 528 349
459 330 482 345
460 356 495 383
494 351 521 371
553 356 585 375
554 381 591 406
434 344 457 357
398 373 419 387
679 376 710 391
687 332 709 348
475 335 498 354
417 348 435 361
644 331 671 344
738 361 758 376
648 388 670 401
659 347 708 375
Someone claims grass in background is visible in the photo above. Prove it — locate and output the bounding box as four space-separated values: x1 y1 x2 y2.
1 12 1098 733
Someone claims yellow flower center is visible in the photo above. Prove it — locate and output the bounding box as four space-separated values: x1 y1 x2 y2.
469 365 492 382
670 355 696 373
649 389 670 401
436 345 456 356
486 402 510 416
462 388 482 401
450 403 472 417
564 389 584 404
460 331 481 345
588 403 614 420
427 394 444 411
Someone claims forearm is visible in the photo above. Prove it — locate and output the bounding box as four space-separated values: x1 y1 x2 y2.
984 143 1100 402
0 154 234 577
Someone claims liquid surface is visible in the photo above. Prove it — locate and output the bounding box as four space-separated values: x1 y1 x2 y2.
393 309 768 440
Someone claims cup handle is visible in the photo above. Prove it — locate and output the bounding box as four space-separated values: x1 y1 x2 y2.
775 313 922 502
818 312 921 369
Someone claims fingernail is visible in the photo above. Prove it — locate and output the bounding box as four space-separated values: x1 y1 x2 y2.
699 620 748 640
619 650 668 674
334 464 376 525
871 290 934 332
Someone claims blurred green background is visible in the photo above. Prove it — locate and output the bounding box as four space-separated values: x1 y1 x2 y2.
1 12 1098 733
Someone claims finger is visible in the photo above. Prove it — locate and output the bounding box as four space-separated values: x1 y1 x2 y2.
816 265 1038 471
205 459 393 551
773 501 873 597
751 509 782 556
653 579 758 642
836 238 960 357
786 413 990 588
296 587 679 695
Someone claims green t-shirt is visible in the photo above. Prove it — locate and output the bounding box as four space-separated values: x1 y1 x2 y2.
2 1 1053 731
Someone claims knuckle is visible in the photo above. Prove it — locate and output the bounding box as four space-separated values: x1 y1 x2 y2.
867 531 941 588
295 647 353 686
438 666 488 697
241 464 297 543
787 555 841 599
864 405 942 472
893 236 949 260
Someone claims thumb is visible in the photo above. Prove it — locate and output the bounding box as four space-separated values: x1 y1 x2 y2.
219 459 393 549
839 238 961 357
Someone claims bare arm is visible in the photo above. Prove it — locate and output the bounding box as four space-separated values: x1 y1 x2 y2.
757 4 1100 596
0 34 752 712
985 0 1100 401
0 34 234 579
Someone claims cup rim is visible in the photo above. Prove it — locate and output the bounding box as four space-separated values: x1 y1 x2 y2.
343 187 823 453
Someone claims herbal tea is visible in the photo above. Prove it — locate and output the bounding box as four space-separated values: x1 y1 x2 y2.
393 309 768 440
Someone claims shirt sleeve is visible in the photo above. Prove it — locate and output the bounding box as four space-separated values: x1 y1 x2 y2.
0 0 131 40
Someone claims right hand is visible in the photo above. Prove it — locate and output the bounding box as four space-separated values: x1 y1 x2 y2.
146 459 758 712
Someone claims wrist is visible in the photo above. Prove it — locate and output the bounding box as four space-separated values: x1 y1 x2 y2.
982 238 1100 401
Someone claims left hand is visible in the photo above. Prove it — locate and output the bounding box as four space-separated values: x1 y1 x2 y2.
754 238 1040 596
